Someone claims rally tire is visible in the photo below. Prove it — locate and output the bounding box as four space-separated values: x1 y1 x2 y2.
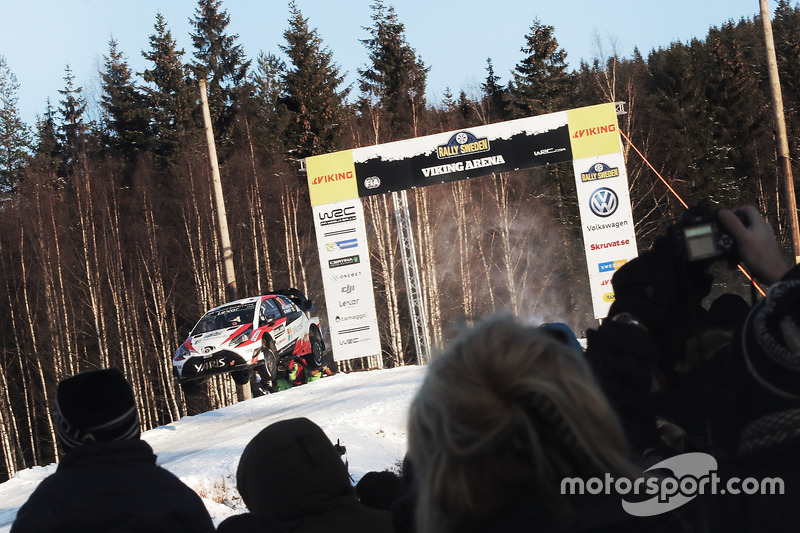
180 380 204 397
307 327 325 369
231 369 251 386
258 339 279 393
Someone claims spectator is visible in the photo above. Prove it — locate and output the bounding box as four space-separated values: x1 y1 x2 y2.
233 417 393 533
710 206 798 531
11 368 214 533
407 315 679 533
586 205 799 531
216 511 286 533
355 470 403 511
539 322 584 355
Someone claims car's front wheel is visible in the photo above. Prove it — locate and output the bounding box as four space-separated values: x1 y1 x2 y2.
180 379 204 396
231 369 251 386
257 339 279 393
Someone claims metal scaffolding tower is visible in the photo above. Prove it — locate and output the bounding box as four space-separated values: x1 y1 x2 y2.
392 190 430 365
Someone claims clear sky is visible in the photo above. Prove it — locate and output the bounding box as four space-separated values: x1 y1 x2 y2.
0 0 773 129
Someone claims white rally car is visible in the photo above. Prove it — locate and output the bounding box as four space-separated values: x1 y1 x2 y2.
172 289 325 395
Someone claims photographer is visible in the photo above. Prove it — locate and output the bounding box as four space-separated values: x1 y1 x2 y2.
586 205 799 530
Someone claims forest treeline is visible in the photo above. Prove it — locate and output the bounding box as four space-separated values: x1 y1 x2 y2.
0 0 799 481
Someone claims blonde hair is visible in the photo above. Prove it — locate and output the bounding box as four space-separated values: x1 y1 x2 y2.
408 314 639 533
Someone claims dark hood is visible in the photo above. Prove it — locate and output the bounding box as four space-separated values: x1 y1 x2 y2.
236 417 353 520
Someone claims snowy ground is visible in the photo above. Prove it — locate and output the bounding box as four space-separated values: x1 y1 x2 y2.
0 364 426 531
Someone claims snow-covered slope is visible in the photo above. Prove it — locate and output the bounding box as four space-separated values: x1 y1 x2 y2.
0 365 426 531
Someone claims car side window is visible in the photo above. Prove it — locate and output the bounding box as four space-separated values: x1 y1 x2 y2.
259 298 280 325
277 296 301 322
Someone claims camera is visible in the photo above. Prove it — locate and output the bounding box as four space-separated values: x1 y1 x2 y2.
669 205 741 264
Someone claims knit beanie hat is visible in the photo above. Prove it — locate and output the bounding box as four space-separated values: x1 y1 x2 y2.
729 278 800 422
55 368 140 453
539 322 584 355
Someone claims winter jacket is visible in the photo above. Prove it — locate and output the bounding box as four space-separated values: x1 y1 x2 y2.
235 417 394 533
11 439 214 533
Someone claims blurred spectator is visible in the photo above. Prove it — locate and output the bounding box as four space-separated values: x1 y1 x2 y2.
355 470 403 510
587 205 799 531
407 315 680 533
11 368 214 533
216 511 286 533
233 417 393 533
539 322 584 355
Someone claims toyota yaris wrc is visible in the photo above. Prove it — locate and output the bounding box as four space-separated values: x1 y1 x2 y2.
172 289 325 395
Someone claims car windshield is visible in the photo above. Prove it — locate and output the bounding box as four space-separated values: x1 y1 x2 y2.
191 303 257 335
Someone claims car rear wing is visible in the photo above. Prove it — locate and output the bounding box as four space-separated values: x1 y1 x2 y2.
268 288 314 312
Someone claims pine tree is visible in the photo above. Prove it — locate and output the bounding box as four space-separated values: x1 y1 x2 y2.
251 51 290 154
190 0 251 148
141 12 196 164
32 98 60 177
101 37 152 177
510 18 572 116
57 64 87 182
0 55 30 193
280 1 349 159
481 58 510 122
358 0 429 141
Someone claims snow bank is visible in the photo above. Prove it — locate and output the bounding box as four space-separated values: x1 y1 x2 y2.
0 365 426 530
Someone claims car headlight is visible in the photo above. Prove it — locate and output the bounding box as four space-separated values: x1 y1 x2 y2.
174 344 190 361
230 328 253 347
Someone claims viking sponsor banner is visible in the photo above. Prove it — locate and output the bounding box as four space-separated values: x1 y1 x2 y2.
573 150 638 318
567 103 622 160
350 111 572 197
307 150 359 207
313 199 382 361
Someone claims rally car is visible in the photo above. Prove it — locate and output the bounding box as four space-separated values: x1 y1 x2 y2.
172 289 325 396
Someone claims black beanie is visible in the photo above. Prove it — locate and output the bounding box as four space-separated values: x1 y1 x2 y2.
729 278 800 421
55 368 140 453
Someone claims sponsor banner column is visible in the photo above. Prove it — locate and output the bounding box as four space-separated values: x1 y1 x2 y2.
307 152 382 362
572 152 638 318
568 103 638 319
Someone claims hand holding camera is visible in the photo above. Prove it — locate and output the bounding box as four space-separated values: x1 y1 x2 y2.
717 206 789 285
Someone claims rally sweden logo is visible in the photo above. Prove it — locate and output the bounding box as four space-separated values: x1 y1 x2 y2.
436 131 490 159
589 188 618 218
581 162 620 182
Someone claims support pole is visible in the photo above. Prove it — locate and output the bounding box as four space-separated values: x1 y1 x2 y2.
199 79 250 401
199 79 239 302
760 0 800 263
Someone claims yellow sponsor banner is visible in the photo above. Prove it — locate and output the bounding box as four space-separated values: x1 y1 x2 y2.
567 103 621 159
306 150 358 207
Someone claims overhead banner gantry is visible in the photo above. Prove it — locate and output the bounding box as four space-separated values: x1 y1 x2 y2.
306 102 638 362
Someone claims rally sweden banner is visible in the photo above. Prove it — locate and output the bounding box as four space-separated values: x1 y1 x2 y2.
307 102 636 361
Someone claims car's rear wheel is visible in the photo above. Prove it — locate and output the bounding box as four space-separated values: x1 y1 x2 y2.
307 328 325 369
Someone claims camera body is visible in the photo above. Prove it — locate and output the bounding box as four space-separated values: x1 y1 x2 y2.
669 205 739 264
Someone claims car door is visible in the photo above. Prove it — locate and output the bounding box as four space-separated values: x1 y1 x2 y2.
276 296 306 353
258 297 287 350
